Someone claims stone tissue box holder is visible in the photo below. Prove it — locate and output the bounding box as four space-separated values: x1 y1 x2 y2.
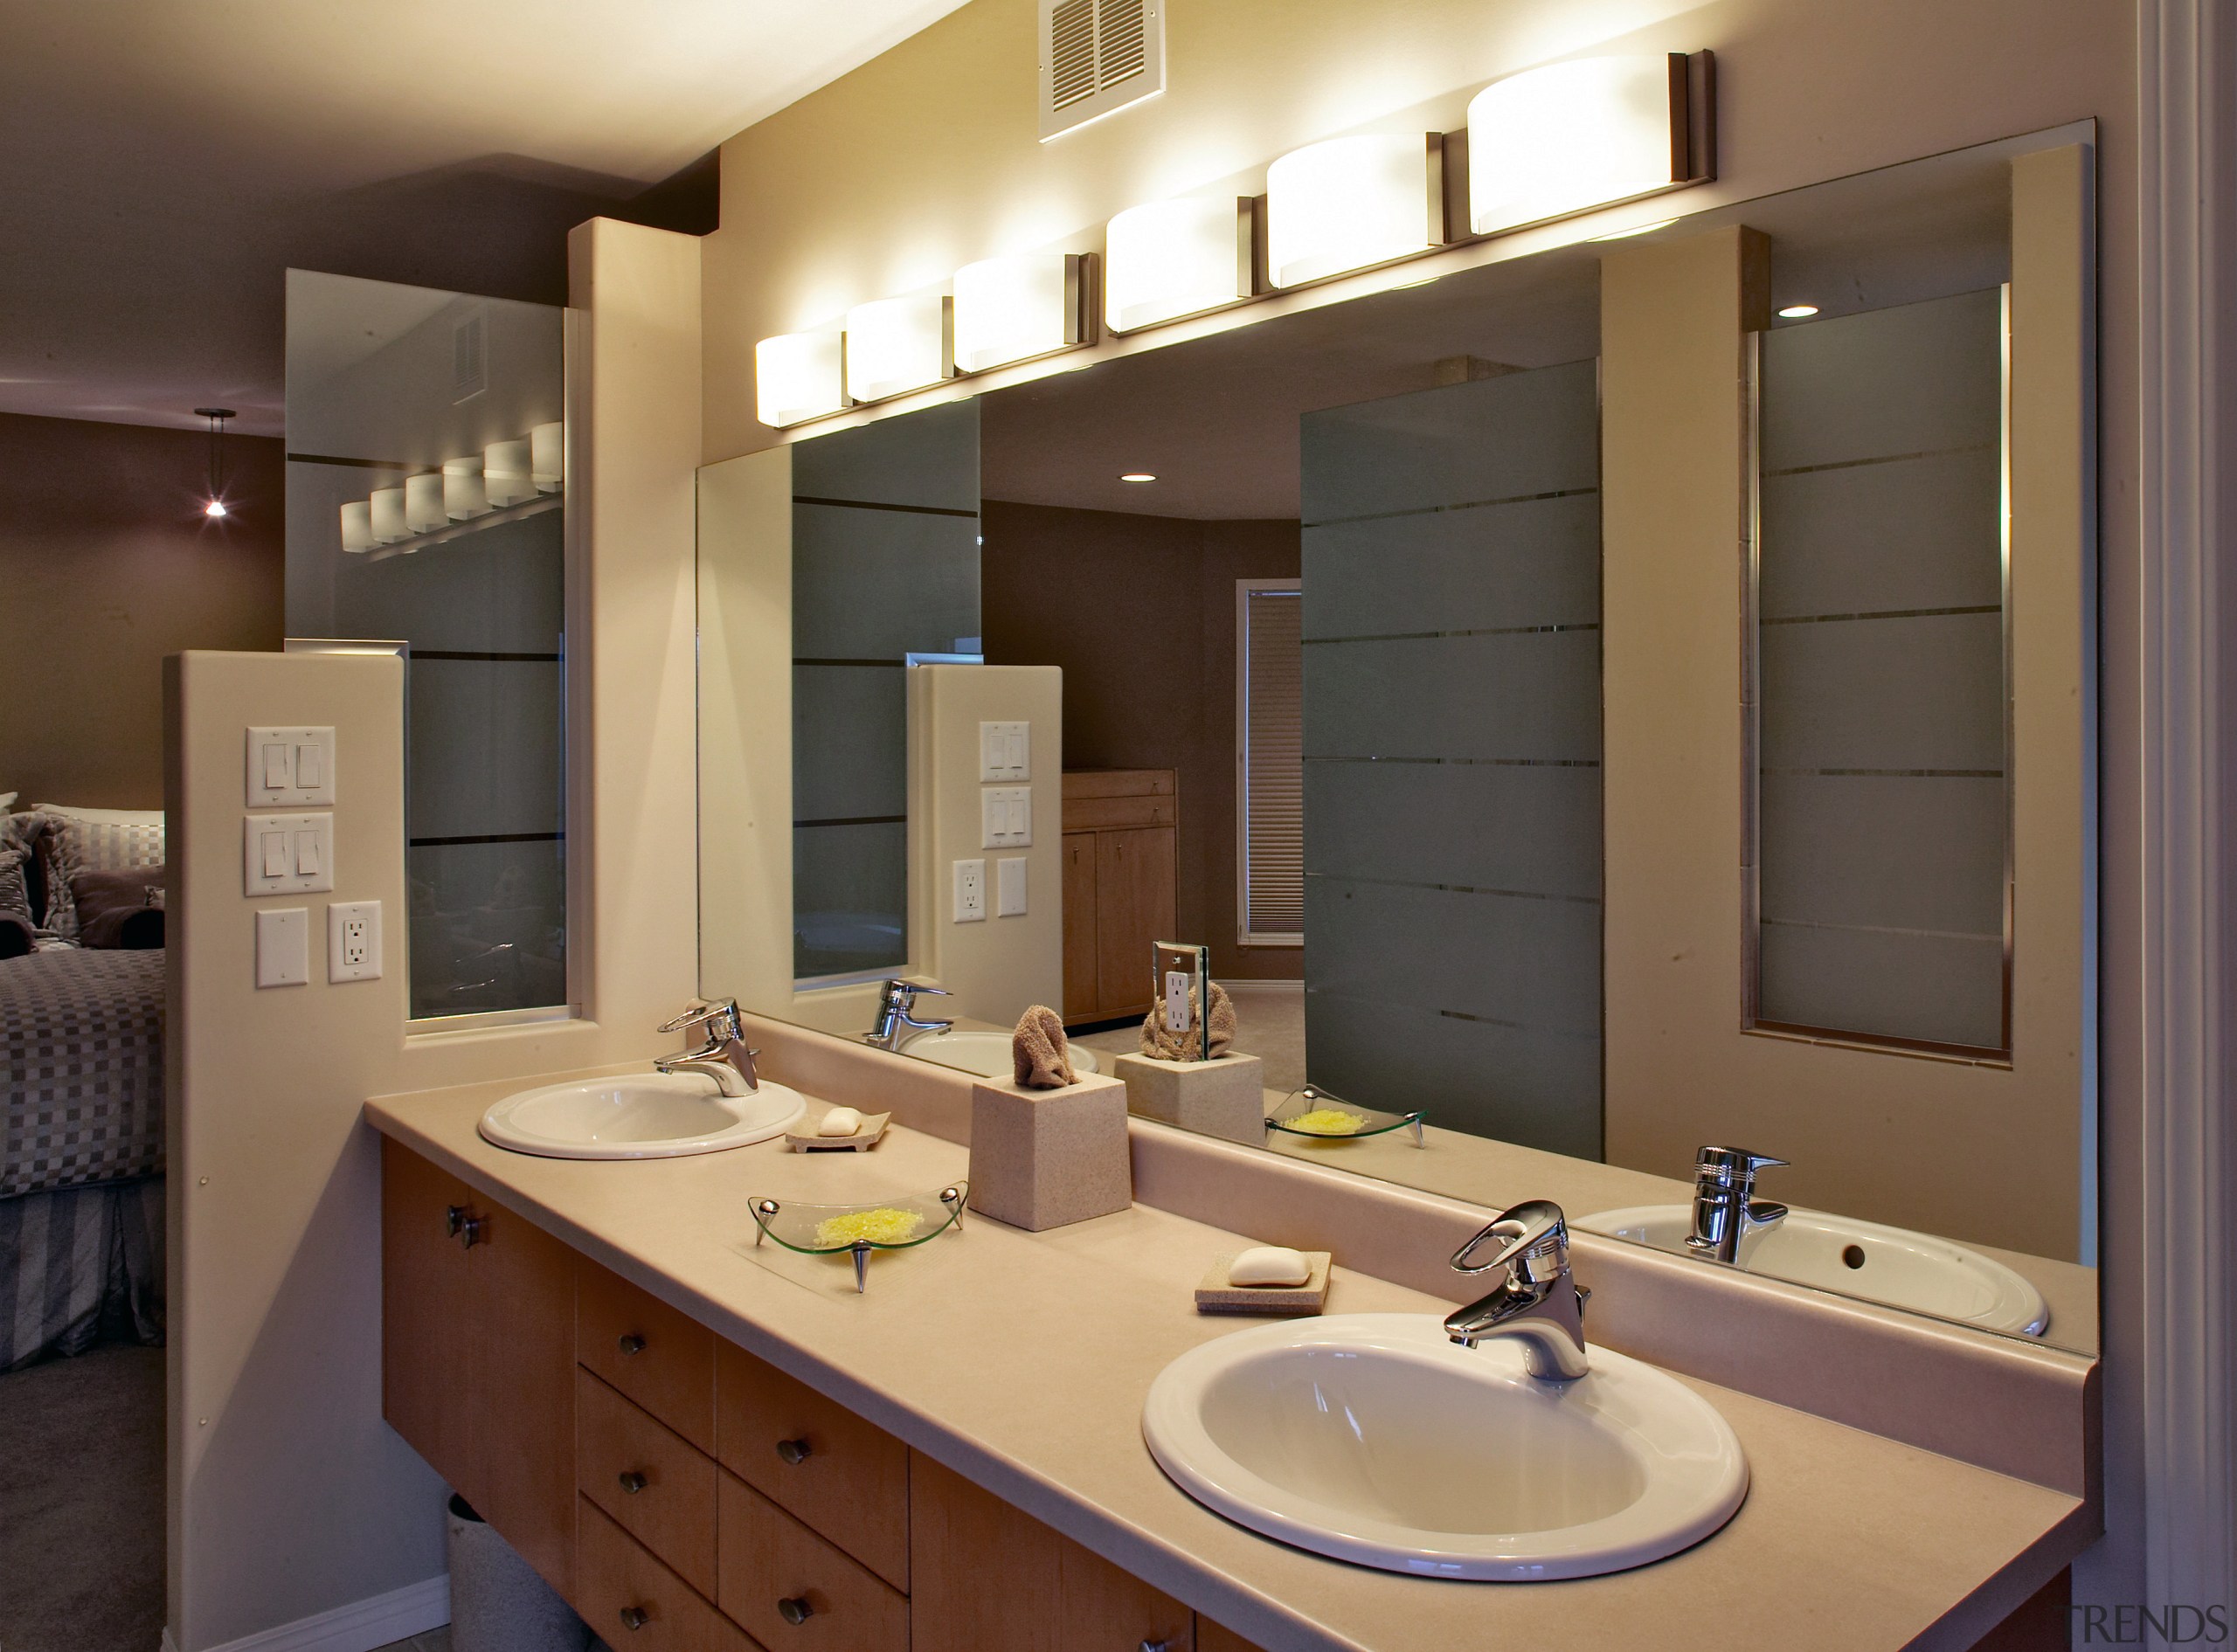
967 1072 1132 1231
1115 1052 1265 1148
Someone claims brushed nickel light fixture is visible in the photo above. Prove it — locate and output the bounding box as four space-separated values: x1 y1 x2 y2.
194 406 235 518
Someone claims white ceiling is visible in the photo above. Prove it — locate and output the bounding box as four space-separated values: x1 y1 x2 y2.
0 0 970 435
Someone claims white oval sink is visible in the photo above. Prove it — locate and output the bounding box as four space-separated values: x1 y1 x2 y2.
1143 1314 1746 1580
1577 1206 2049 1337
897 1026 1100 1079
479 1073 806 1159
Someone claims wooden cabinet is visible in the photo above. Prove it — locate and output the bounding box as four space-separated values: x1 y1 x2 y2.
380 1137 577 1598
1195 1621 1273 1652
1062 771 1180 1023
578 1498 758 1652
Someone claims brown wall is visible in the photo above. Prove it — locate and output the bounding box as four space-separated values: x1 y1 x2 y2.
981 501 1301 982
0 412 283 807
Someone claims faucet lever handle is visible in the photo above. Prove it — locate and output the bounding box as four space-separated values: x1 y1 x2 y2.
895 981 951 1000
1451 1199 1570 1277
1694 1144 1787 1182
659 998 741 1036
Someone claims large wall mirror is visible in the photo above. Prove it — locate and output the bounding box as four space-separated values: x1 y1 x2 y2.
699 124 2098 1356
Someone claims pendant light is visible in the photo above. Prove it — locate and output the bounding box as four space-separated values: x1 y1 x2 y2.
194 407 235 518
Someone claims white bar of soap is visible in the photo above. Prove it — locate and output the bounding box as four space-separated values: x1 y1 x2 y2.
817 1106 863 1137
1228 1246 1312 1288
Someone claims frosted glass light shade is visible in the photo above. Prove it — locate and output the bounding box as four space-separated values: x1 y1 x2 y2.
339 501 373 553
369 487 407 544
1265 134 1442 288
952 254 1083 372
844 294 953 404
1105 197 1251 332
1467 57 1680 236
756 331 848 427
530 421 564 492
404 473 446 535
442 457 489 520
484 439 536 507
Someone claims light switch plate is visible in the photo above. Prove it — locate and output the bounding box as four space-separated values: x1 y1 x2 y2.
979 720 1029 781
328 900 382 982
996 855 1028 916
246 727 336 807
244 812 334 895
255 908 309 987
953 858 987 923
981 785 1032 848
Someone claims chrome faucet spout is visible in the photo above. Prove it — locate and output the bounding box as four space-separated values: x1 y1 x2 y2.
1443 1199 1592 1381
864 979 955 1052
654 999 760 1095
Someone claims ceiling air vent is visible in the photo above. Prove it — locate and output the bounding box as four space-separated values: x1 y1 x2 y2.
1039 0 1165 141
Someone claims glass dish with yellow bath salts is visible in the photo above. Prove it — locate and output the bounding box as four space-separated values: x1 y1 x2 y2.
1265 1086 1424 1148
748 1183 968 1292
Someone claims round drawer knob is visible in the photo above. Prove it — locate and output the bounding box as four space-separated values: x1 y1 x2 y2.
619 1470 648 1495
618 1333 647 1357
1141 1642 1172 1652
619 1605 649 1631
775 1437 812 1466
778 1597 814 1626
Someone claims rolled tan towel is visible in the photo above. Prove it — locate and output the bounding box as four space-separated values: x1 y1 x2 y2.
1012 1005 1077 1088
1139 981 1236 1061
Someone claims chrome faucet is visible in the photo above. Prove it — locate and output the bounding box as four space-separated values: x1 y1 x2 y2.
1444 1199 1592 1381
655 999 760 1096
863 979 954 1052
1686 1145 1789 1264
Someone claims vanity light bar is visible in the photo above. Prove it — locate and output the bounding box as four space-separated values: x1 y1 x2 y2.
1104 196 1256 334
844 294 954 405
953 253 1087 373
757 330 850 427
1466 54 1694 238
1264 133 1446 289
332 423 567 555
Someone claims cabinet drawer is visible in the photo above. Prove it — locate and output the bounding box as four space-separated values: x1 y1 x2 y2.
580 1258 717 1453
578 1368 719 1598
577 1497 760 1652
717 1469 908 1652
716 1341 910 1591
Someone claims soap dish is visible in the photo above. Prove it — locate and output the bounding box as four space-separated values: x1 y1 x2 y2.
1265 1086 1424 1147
748 1183 966 1291
785 1109 892 1152
1195 1251 1333 1316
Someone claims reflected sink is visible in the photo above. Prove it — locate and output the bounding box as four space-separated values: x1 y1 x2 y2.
1142 1314 1746 1580
897 1026 1100 1079
479 1073 807 1159
1577 1206 2050 1337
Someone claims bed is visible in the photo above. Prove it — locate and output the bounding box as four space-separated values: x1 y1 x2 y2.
0 808 167 1371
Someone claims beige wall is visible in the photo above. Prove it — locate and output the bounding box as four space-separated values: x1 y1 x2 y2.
166 218 704 1652
0 414 282 808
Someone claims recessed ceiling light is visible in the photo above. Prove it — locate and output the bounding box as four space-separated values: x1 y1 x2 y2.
1588 218 1678 242
1120 473 1157 483
1777 304 1820 319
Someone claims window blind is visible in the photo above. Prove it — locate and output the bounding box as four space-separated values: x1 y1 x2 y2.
1240 584 1305 939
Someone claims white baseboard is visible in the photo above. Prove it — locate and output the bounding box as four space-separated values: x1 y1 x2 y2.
162 1574 448 1652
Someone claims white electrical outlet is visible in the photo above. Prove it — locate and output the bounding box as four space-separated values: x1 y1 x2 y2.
996 855 1028 916
953 858 987 923
255 908 309 987
243 812 334 895
328 901 383 982
979 720 1029 781
245 726 336 807
981 785 1032 848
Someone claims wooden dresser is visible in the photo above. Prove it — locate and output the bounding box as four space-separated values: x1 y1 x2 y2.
383 1137 1263 1651
1060 771 1178 1025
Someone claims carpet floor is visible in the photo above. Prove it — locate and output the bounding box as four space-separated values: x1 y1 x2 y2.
0 1341 165 1652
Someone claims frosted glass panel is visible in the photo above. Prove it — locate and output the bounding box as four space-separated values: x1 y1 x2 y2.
1300 362 1602 1155
1755 289 2005 1049
791 402 980 979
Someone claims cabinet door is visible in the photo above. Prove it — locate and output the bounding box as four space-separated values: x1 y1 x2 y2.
1195 1621 1271 1652
1062 833 1099 1022
379 1138 578 1598
1094 827 1176 1018
910 1452 1194 1652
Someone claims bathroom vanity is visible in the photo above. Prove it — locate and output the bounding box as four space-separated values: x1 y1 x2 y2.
371 1032 2094 1652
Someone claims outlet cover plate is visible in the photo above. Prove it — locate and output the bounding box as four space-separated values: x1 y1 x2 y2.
328 900 383 982
953 857 987 923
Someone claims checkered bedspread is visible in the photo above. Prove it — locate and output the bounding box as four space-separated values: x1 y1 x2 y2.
1 946 165 1199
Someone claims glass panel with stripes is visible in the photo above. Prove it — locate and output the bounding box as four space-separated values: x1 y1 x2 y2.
1752 288 2008 1053
1238 582 1304 941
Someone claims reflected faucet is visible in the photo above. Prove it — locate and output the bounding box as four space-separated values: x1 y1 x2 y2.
655 999 761 1096
864 979 954 1052
1444 1199 1592 1381
1685 1145 1789 1264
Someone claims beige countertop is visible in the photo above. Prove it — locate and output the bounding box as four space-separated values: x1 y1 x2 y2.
367 1066 2088 1652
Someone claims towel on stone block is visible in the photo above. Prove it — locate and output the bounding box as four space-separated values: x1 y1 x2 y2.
1012 1005 1077 1088
1139 981 1236 1061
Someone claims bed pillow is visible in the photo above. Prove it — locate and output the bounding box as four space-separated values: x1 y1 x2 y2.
31 806 165 943
0 844 32 929
72 867 166 950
